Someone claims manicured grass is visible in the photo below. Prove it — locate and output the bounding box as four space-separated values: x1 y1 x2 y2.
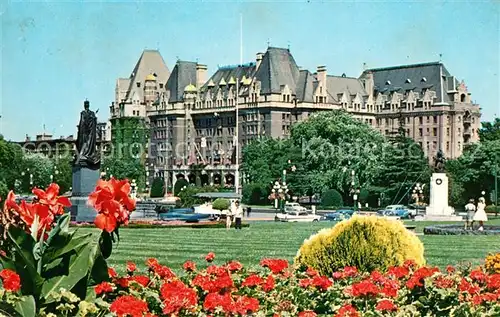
78 219 500 273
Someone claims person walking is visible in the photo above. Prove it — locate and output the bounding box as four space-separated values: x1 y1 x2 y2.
464 199 476 230
233 200 244 230
225 202 233 231
473 197 488 231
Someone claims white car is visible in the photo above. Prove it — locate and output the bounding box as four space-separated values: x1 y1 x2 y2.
276 210 322 222
284 202 308 212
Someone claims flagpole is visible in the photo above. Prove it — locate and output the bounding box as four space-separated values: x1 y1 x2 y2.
234 13 242 195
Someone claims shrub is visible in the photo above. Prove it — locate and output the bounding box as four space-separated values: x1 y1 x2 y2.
295 215 425 275
173 178 189 196
321 189 343 208
150 177 165 198
242 183 269 205
485 204 499 216
212 198 230 211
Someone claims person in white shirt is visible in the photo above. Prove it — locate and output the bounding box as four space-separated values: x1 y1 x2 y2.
232 200 244 230
473 197 488 231
464 199 476 230
225 202 233 231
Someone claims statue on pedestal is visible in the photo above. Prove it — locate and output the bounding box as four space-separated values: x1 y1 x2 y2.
74 100 100 170
433 149 446 173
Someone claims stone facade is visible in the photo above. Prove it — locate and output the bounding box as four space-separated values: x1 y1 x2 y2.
110 48 481 190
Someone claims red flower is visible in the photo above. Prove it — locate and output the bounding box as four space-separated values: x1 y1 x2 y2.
115 277 130 288
130 275 150 287
203 292 233 312
153 264 176 280
0 269 21 292
193 270 233 293
241 274 264 288
349 280 380 297
226 260 243 272
470 269 487 283
343 266 358 277
127 261 137 273
335 304 359 317
232 295 260 315
183 260 196 272
298 311 317 317
160 280 198 315
403 259 417 269
306 267 319 277
260 258 289 274
446 265 456 273
32 183 71 215
459 278 480 294
406 266 439 289
263 274 275 292
300 276 333 290
94 281 113 295
299 278 313 288
3 191 22 214
376 299 397 312
146 258 159 268
110 295 149 317
17 201 53 239
108 267 118 278
487 274 500 290
205 252 215 262
434 275 455 289
387 266 409 279
88 178 136 233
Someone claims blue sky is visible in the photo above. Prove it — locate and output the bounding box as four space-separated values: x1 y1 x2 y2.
1 0 499 141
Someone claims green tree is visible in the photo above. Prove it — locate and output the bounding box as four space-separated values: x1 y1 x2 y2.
479 118 500 142
53 156 72 194
102 156 145 191
150 177 165 198
177 185 219 208
372 127 431 206
173 178 189 196
321 189 343 208
447 139 500 206
0 136 24 190
212 198 230 211
242 183 269 205
21 153 54 192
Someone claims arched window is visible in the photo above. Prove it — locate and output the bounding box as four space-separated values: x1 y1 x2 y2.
460 94 466 102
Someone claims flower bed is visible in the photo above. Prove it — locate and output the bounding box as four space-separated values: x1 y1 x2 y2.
70 221 250 229
424 225 500 235
2 253 500 316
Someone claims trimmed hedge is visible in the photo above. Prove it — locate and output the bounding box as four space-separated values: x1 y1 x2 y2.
321 189 343 208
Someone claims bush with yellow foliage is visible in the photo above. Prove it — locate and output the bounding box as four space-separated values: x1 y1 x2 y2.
295 215 425 275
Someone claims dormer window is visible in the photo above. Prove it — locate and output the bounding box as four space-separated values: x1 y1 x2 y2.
385 80 391 85
421 77 427 83
136 82 141 88
405 78 411 84
159 83 164 89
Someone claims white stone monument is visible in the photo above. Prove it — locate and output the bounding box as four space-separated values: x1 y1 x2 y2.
424 173 462 221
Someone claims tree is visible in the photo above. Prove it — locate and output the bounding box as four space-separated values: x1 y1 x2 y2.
447 139 500 206
242 183 269 205
212 198 230 211
479 118 500 142
177 185 219 208
321 189 343 208
53 156 72 194
371 127 431 206
150 177 165 198
0 136 24 190
102 156 145 191
173 178 189 196
21 153 54 192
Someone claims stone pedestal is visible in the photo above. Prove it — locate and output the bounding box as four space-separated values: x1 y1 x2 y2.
423 173 462 221
71 166 100 222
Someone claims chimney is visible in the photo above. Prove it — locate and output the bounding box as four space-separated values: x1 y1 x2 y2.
363 71 374 95
256 52 264 69
316 65 327 85
196 64 207 88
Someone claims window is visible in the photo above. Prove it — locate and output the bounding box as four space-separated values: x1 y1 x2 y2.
159 83 164 89
446 141 450 151
419 117 423 124
136 82 141 88
433 141 437 149
426 116 430 123
426 142 430 150
447 128 450 136
433 116 438 124
419 128 423 137
433 128 437 136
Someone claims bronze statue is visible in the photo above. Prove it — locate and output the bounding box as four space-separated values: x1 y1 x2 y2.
433 149 446 173
75 100 100 169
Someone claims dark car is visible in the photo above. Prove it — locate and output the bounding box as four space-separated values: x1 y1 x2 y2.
324 209 355 221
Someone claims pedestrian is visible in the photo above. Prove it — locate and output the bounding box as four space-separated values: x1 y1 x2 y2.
246 206 251 217
473 197 488 231
226 202 233 231
464 199 476 230
233 200 244 230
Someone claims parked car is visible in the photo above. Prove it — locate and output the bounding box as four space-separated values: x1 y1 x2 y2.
378 205 411 219
284 202 308 212
324 209 356 221
275 210 322 222
158 207 210 223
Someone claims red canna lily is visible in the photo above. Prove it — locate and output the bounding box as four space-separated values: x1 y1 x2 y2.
32 183 71 215
18 201 53 239
3 191 22 214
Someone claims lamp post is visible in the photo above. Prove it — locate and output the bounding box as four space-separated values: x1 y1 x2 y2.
413 183 424 205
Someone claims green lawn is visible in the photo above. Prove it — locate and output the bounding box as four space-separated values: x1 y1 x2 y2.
80 219 500 273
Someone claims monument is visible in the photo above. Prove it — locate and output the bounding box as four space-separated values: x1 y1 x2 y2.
424 149 462 221
71 100 101 222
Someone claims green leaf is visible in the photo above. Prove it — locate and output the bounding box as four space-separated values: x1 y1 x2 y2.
99 231 113 259
41 243 93 303
43 232 92 263
90 235 109 284
13 295 36 317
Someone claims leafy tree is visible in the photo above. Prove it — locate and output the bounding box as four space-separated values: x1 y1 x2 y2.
358 188 370 204
173 178 189 196
242 183 269 205
212 198 230 211
290 110 388 199
0 180 8 202
371 127 431 206
102 156 145 191
53 156 72 194
177 185 219 208
479 118 500 142
150 177 165 198
0 136 24 190
321 189 343 208
21 153 54 192
447 140 500 206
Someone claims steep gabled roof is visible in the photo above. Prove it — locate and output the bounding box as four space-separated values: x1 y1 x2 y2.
201 63 256 98
166 61 197 103
362 62 454 103
326 75 367 102
254 47 300 94
296 70 315 102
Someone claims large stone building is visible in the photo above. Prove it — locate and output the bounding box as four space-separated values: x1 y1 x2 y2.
110 47 481 190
